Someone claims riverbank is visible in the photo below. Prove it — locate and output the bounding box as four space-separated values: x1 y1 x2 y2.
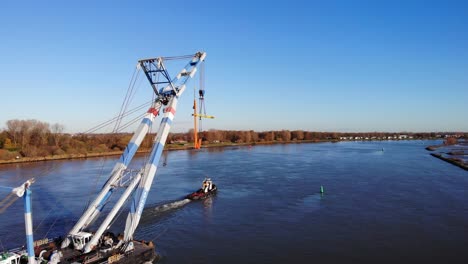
0 151 126 165
0 138 449 165
430 153 468 171
0 139 329 165
425 140 468 171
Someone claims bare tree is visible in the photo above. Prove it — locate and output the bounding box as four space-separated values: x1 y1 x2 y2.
263 131 274 141
291 130 305 140
6 119 21 147
19 120 31 149
244 131 252 143
281 130 291 141
51 123 65 147
250 130 258 142
29 121 50 147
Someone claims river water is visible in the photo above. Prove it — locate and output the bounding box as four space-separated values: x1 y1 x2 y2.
0 141 467 263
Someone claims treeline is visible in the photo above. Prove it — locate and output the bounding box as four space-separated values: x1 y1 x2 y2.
0 119 466 160
169 130 467 143
0 119 154 160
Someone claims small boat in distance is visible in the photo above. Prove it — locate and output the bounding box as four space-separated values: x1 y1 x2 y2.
186 178 217 200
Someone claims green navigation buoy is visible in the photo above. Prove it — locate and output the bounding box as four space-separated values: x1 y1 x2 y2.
320 185 324 194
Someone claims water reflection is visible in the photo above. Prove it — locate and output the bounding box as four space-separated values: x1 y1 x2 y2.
2 140 468 264
162 150 169 167
203 196 213 223
206 146 228 153
300 193 322 214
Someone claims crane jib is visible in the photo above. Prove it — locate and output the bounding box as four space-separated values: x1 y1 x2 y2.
62 52 207 251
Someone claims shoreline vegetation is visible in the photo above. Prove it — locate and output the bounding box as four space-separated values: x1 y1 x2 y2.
0 119 467 165
0 138 452 165
0 140 319 165
430 153 468 171
425 137 468 171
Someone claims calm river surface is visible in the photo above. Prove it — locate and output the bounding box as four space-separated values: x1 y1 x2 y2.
0 141 467 263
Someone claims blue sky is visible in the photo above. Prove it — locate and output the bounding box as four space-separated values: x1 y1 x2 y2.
1 0 467 133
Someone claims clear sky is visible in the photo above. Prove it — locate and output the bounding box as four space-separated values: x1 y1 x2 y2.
1 0 467 133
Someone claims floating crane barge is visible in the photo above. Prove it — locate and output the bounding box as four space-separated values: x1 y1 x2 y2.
0 52 207 264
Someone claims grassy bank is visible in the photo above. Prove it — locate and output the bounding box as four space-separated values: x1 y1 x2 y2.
0 139 331 165
0 138 441 165
430 153 468 171
0 151 125 165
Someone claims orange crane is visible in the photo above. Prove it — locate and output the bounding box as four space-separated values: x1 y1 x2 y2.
192 63 214 149
192 89 214 149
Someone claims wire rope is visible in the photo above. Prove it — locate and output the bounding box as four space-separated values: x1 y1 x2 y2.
113 67 140 132
33 204 54 233
83 100 152 134
160 54 194 61
114 69 142 132
43 214 59 239
113 67 138 132
115 113 147 133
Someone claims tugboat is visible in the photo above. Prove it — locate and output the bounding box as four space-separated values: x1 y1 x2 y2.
186 178 217 200
0 52 207 264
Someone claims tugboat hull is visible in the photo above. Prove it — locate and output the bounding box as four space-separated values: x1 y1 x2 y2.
186 185 217 200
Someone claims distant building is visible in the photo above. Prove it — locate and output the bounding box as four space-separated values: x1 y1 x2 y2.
171 140 187 144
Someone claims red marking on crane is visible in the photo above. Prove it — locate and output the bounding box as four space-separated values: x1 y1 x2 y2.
147 108 159 116
164 107 176 115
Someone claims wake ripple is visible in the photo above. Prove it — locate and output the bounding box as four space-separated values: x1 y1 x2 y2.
151 199 191 214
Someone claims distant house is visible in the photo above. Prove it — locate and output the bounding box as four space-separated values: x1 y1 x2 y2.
398 135 408 139
171 140 187 144
444 134 459 138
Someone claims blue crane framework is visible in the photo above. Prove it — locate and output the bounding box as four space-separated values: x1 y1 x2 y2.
60 52 207 253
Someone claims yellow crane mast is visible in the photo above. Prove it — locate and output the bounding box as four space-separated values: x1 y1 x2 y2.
192 62 214 149
192 91 214 149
